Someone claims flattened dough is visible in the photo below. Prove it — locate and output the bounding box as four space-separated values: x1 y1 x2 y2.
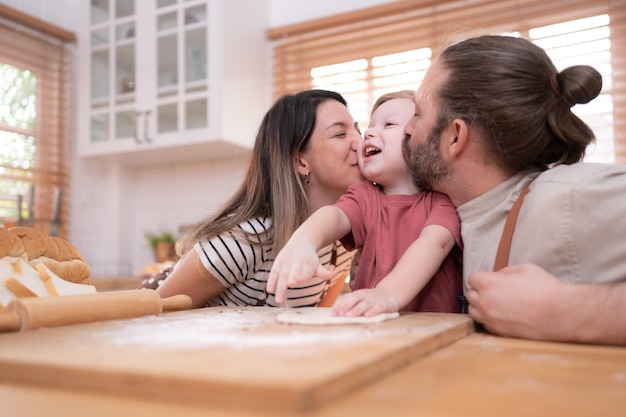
276 307 399 325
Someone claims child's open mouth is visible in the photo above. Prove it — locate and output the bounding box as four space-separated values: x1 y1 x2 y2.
364 146 381 157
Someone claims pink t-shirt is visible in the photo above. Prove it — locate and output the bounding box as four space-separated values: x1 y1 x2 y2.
335 181 463 312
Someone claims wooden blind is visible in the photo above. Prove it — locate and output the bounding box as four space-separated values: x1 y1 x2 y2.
269 0 626 163
0 11 73 238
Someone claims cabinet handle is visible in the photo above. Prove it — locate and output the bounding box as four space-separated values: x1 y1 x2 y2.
143 110 152 143
133 111 142 144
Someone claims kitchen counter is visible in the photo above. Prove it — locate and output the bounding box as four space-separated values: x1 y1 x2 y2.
0 307 624 416
89 275 144 291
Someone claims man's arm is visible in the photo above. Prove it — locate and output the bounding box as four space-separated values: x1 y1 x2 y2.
466 263 626 345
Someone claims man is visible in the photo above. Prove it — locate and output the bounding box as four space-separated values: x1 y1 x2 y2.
403 35 626 345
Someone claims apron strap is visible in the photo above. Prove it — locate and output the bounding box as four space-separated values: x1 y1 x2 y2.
493 178 536 271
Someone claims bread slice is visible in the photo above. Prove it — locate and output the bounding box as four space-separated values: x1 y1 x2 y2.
0 259 96 307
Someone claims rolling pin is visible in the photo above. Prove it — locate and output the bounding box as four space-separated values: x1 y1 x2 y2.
0 289 192 333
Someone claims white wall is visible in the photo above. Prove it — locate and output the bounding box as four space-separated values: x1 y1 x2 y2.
70 156 250 276
0 0 80 29
269 0 394 27
0 0 392 276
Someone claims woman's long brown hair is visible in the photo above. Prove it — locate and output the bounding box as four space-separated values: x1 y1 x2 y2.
176 90 348 255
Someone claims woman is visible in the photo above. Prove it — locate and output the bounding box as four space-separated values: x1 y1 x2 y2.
154 90 364 308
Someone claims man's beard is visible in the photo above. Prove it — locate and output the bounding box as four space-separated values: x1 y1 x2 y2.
403 129 449 192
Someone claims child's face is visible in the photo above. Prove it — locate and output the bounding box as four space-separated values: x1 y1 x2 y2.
358 98 414 188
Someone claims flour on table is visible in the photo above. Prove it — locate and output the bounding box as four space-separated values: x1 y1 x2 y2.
276 307 399 325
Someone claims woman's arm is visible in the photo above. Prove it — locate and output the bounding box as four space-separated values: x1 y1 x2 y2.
156 249 226 309
466 263 626 345
332 224 456 316
267 205 352 304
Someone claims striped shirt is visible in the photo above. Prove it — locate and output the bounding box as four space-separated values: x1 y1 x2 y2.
194 217 353 307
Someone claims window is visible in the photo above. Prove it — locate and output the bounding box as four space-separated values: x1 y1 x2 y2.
0 63 37 223
0 9 74 237
530 15 614 162
269 0 626 164
311 49 431 131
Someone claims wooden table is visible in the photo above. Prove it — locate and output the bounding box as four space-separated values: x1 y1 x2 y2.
89 275 145 291
0 307 624 417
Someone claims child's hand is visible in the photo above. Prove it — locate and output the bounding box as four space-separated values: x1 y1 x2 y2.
331 288 399 317
267 239 336 304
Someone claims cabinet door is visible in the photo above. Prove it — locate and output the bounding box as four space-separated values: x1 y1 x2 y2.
79 0 265 164
150 0 210 145
88 0 140 151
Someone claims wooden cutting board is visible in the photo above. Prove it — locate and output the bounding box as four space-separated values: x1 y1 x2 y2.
0 307 473 411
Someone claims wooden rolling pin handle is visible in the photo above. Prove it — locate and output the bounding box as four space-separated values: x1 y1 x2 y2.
0 311 21 332
0 290 193 333
161 294 192 312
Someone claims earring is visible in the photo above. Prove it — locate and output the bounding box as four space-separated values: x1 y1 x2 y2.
305 172 310 184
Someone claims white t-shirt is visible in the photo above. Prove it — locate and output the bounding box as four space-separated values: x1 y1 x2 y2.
458 163 626 292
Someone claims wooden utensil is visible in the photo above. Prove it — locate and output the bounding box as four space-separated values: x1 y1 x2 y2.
0 289 192 333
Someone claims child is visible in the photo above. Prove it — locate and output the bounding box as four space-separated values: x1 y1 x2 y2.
267 91 462 316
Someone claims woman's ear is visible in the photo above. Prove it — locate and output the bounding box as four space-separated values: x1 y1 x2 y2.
295 152 310 176
447 118 469 160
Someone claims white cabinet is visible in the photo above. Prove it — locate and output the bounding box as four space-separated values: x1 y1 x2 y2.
78 0 269 165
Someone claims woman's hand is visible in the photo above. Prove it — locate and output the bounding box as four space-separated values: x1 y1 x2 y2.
267 239 336 304
331 288 399 317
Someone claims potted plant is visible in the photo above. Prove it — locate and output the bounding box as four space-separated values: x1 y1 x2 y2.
144 231 178 262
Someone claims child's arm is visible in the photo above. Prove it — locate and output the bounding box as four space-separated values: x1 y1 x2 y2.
332 224 456 316
267 205 352 304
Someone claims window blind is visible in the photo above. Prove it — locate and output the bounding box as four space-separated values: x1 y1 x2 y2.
269 0 626 163
0 12 73 238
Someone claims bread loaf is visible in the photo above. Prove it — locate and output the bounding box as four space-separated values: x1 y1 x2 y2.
1 227 96 307
0 228 28 260
8 227 91 285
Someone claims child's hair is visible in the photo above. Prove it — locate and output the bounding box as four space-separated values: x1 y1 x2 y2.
370 90 415 117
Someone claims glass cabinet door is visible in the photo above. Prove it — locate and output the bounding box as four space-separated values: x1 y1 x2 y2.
86 0 210 150
89 0 137 144
155 1 208 136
